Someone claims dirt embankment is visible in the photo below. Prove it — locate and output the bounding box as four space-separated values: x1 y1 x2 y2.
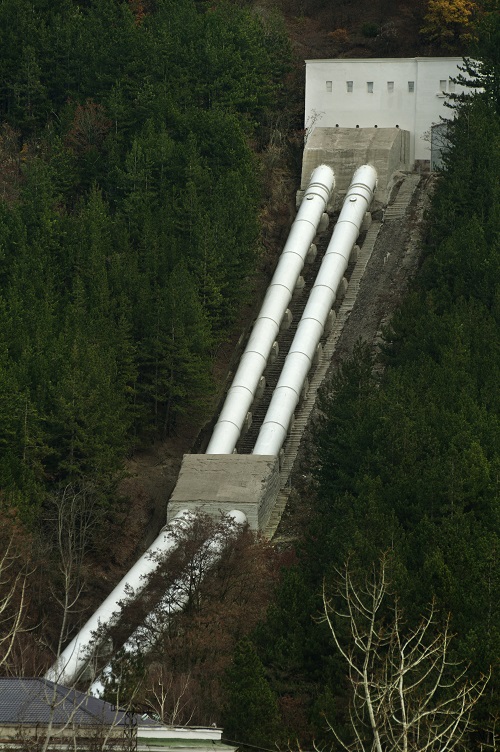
333 176 435 365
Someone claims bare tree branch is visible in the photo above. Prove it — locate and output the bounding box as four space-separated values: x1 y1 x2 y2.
320 556 489 752
0 535 33 671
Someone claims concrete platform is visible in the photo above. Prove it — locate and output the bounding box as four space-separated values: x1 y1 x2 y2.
300 127 410 209
167 454 280 531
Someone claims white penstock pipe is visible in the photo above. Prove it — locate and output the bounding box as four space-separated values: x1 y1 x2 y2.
45 510 195 687
88 510 247 698
206 164 335 455
252 164 377 456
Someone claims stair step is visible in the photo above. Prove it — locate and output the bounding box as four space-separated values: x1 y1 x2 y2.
383 175 421 220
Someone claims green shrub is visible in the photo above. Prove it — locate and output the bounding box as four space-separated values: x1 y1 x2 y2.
362 21 379 37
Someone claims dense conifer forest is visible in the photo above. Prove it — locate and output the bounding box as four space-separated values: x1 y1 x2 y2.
0 0 291 516
0 0 499 747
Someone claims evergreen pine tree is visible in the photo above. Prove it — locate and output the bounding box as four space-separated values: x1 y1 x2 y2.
223 638 281 750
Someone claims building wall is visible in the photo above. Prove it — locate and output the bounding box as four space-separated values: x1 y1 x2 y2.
300 126 409 208
304 58 467 164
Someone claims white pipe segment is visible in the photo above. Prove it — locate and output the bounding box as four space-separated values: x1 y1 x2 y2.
45 509 194 687
88 510 247 698
253 164 377 456
206 164 334 455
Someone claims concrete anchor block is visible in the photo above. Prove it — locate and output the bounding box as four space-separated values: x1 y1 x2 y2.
318 212 330 233
269 341 279 364
306 243 317 264
256 375 266 400
280 308 293 330
350 244 360 263
168 454 280 532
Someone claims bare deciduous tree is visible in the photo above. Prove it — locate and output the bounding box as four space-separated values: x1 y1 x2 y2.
103 513 280 725
480 715 500 752
321 556 489 752
0 536 30 671
141 665 195 725
45 483 99 660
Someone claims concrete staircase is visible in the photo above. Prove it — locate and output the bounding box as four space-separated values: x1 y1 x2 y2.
383 174 421 220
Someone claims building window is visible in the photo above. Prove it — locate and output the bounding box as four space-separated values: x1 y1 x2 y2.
387 81 394 92
367 81 374 93
408 81 415 92
440 79 447 92
346 80 353 93
326 81 332 92
448 79 456 93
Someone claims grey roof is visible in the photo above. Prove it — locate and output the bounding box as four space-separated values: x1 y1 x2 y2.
0 678 134 726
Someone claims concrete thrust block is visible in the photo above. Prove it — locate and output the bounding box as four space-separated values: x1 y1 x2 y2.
167 454 280 531
306 243 317 264
280 308 293 330
300 127 411 210
318 212 330 233
269 341 279 364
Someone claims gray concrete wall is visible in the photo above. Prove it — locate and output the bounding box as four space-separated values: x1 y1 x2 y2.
300 127 410 209
167 455 280 531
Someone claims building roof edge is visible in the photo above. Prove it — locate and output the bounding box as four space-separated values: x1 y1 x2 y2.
305 57 465 63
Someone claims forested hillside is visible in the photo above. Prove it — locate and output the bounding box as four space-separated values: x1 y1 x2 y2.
1 0 499 743
0 0 292 519
270 0 481 64
230 9 500 751
0 0 294 674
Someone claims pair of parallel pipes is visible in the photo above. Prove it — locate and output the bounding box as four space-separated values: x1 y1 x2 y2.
206 163 336 455
209 163 377 457
46 509 247 688
46 164 376 691
88 511 245 697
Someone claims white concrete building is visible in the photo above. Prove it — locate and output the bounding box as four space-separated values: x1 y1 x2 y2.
304 57 468 167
